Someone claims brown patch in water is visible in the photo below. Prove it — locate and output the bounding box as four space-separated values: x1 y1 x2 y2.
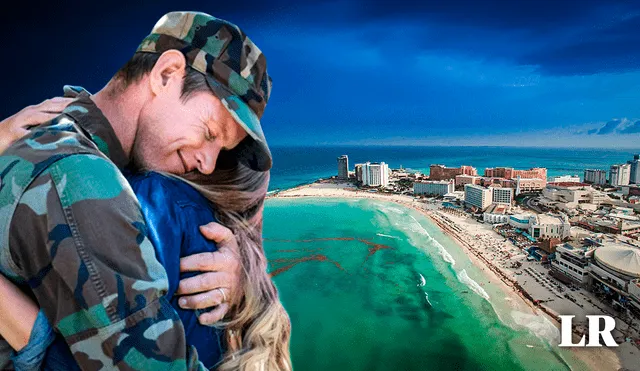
267 237 394 277
270 254 346 277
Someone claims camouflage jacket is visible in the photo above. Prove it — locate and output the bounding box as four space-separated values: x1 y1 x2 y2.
0 86 205 370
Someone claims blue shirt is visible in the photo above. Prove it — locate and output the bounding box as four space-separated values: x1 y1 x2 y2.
13 171 224 370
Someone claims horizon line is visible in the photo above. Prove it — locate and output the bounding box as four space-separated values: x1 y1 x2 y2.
268 143 640 151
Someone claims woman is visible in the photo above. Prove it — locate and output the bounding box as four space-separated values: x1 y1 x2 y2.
0 100 292 370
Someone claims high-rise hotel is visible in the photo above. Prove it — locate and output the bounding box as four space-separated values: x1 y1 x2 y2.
355 162 389 187
337 155 349 180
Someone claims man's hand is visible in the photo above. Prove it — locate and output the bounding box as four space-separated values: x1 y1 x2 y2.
0 98 73 153
177 222 242 325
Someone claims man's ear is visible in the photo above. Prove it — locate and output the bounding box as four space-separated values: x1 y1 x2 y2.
149 50 187 96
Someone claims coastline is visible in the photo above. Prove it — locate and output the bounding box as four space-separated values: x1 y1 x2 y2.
268 182 625 371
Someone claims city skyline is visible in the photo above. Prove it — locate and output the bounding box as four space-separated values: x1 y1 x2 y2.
3 1 640 148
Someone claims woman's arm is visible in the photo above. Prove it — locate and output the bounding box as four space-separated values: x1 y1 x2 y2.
0 275 38 350
0 274 69 371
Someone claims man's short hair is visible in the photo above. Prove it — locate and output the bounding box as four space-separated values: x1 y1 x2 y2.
114 52 209 101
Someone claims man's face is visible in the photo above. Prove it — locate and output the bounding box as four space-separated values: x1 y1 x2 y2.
133 82 248 175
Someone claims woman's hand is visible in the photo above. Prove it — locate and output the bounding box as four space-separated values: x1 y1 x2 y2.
0 97 73 153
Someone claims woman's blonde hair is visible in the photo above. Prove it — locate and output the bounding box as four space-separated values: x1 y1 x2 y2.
180 164 292 371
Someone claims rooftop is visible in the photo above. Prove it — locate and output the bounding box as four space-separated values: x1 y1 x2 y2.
537 214 568 225
547 182 591 188
594 243 640 278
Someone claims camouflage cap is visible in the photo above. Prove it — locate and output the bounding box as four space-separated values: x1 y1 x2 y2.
137 11 273 171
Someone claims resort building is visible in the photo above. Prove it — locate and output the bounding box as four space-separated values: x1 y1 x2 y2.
359 162 389 187
540 182 610 210
549 175 581 183
414 180 454 196
532 214 571 240
464 184 492 210
515 177 547 192
483 212 510 224
507 213 570 240
491 187 513 205
481 177 515 188
354 164 363 183
584 169 608 185
610 164 631 186
482 204 511 224
508 214 537 229
429 164 477 181
589 242 640 314
484 167 547 181
455 175 481 187
631 154 640 184
337 155 349 180
551 243 595 284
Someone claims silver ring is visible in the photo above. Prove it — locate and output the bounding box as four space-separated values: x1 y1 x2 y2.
218 287 227 302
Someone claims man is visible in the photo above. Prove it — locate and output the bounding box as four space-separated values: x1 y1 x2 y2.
0 11 273 370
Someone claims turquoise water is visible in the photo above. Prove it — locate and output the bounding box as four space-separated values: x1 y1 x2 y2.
263 198 587 371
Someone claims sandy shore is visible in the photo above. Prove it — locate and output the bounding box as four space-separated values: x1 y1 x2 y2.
270 182 629 371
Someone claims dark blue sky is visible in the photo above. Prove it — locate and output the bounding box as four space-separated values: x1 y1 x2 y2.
2 1 640 148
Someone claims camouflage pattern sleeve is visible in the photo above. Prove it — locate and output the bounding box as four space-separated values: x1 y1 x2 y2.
8 154 205 370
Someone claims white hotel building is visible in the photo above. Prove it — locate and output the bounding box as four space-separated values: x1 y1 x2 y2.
414 180 454 196
492 187 514 205
584 169 608 185
610 164 631 186
551 243 594 284
357 162 389 187
464 184 492 210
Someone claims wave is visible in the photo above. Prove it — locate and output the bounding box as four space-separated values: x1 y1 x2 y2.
374 203 406 215
418 273 426 287
457 269 490 301
408 215 457 267
510 311 560 344
376 233 401 240
424 291 433 307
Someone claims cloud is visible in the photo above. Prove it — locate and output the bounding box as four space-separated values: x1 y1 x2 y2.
619 121 640 134
586 118 640 135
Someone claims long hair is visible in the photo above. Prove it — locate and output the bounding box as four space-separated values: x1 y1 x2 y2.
179 164 292 371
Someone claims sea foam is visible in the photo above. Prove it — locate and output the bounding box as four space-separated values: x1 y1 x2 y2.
408 215 457 267
510 311 561 344
457 269 490 301
376 233 401 240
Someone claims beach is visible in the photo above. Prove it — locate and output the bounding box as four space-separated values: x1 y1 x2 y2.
269 181 634 371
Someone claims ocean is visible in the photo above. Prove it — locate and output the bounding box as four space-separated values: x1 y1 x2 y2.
263 198 585 371
267 145 640 190
263 146 633 370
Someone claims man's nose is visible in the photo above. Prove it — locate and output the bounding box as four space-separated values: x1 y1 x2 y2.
196 144 220 175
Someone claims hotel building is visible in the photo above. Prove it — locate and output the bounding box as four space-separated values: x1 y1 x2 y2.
414 180 455 196
358 162 389 187
429 164 477 181
464 184 492 210
484 167 547 180
491 187 514 205
551 243 594 284
337 155 349 180
515 177 547 192
631 154 640 184
455 175 481 187
584 169 608 185
549 175 581 183
610 164 631 186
